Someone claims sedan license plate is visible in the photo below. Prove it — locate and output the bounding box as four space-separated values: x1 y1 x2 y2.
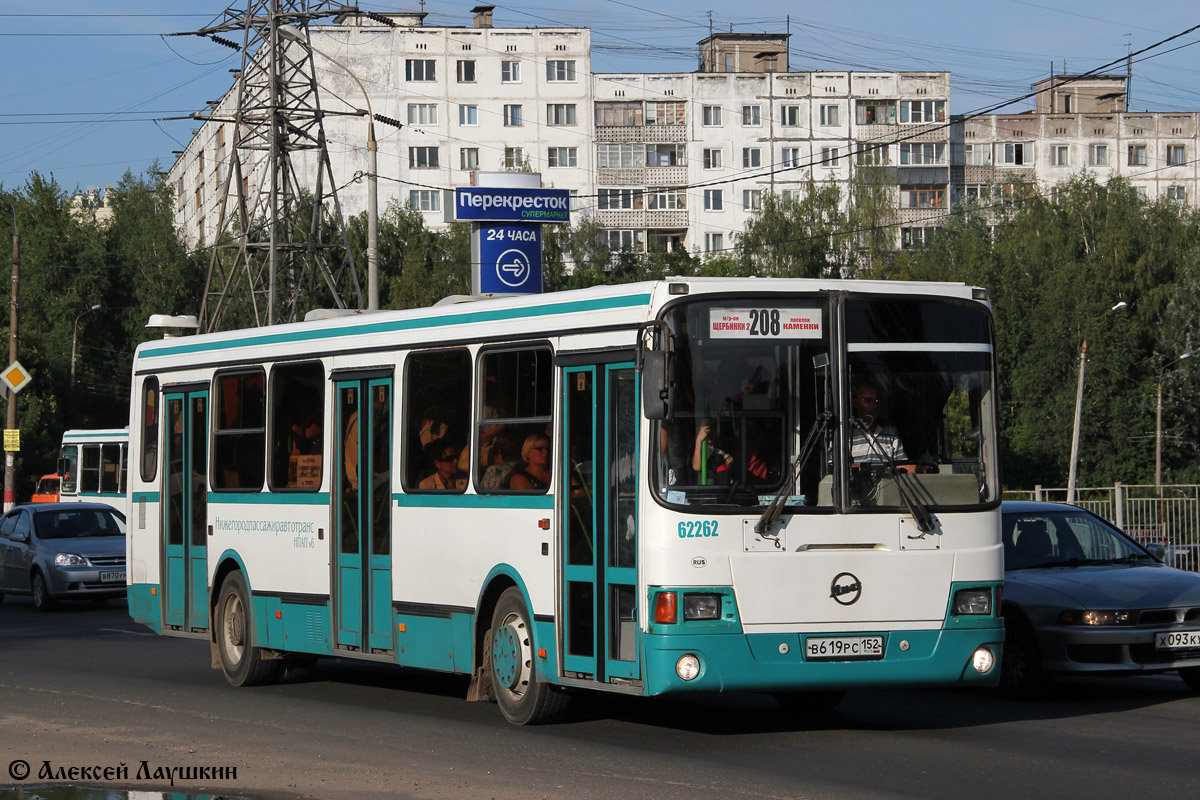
99 571 126 583
1156 630 1200 650
805 635 885 661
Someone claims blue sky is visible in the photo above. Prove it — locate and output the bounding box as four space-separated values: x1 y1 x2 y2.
1 0 1197 193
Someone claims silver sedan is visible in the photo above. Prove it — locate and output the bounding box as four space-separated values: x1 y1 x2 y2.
1000 501 1200 693
0 502 127 611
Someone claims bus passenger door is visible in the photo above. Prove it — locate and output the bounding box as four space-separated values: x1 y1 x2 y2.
561 363 641 684
163 389 209 632
333 377 393 654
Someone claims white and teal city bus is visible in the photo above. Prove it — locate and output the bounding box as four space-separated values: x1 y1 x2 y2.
126 278 1003 724
51 428 129 513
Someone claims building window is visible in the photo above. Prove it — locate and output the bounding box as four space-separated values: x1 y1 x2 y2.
855 99 897 125
459 104 478 126
960 184 987 204
546 60 576 82
457 60 476 83
703 105 722 126
547 103 576 126
598 188 643 210
646 102 685 125
1167 144 1186 166
1001 142 1029 165
595 101 642 126
1051 145 1069 167
901 227 936 249
1166 185 1187 202
857 142 889 166
899 142 945 165
820 146 840 166
899 100 946 123
647 188 686 210
646 143 685 167
1135 185 1149 199
819 104 840 126
705 232 724 252
781 147 802 168
780 105 801 127
703 148 722 169
503 147 525 169
741 105 761 127
743 189 762 211
409 190 441 212
962 143 990 166
408 147 439 169
606 230 643 252
407 103 438 125
460 148 479 170
504 105 523 126
406 59 436 82
501 61 521 83
900 185 945 208
596 143 639 168
1091 144 1108 166
1128 145 1147 166
742 148 761 168
703 189 723 211
548 147 577 167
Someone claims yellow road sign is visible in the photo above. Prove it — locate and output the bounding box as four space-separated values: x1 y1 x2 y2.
1 361 31 394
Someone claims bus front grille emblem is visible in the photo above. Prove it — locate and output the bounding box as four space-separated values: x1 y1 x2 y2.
830 572 863 606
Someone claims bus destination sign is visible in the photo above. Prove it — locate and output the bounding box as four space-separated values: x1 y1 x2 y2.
708 307 823 339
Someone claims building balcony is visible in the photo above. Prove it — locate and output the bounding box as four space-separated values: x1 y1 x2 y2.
596 124 688 143
596 208 690 228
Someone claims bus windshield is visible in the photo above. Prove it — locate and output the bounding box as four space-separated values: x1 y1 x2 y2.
652 294 997 512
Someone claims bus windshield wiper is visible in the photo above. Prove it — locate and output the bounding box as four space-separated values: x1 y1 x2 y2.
755 412 830 536
852 419 936 533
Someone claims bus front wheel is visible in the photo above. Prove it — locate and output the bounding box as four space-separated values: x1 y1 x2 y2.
489 587 569 725
216 571 279 687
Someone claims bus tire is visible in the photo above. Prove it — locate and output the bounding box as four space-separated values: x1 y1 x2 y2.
215 571 279 687
490 587 569 725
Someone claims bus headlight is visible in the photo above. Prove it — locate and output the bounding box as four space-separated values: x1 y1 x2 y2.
972 647 996 674
953 588 992 615
675 654 701 681
683 593 721 621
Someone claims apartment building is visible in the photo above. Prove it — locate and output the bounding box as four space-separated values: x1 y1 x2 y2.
167 11 1193 260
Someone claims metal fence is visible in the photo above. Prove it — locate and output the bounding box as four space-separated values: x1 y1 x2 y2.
1001 484 1200 572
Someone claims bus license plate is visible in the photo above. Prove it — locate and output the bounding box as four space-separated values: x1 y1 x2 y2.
806 635 885 661
1156 630 1200 650
99 571 126 583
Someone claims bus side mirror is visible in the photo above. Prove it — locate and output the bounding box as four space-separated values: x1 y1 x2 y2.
56 457 68 477
641 350 673 421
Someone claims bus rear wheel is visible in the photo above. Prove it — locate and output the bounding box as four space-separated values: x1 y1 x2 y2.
490 587 568 725
216 571 279 687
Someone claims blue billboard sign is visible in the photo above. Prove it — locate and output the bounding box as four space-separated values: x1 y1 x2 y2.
455 187 570 224
475 224 543 294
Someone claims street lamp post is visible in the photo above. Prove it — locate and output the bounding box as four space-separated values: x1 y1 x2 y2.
1156 351 1192 488
1067 301 1128 503
278 25 379 312
70 304 102 388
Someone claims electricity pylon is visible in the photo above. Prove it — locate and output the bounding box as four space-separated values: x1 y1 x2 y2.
186 1 366 331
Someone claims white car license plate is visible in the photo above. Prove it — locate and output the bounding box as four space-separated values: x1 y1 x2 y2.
99 571 126 583
805 635 885 661
1156 630 1200 650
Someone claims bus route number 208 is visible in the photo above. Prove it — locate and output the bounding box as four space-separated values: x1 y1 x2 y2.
679 520 719 538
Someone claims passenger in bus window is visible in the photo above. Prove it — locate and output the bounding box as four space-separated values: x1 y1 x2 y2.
850 381 908 465
692 420 734 484
419 442 466 491
505 433 551 491
479 426 524 491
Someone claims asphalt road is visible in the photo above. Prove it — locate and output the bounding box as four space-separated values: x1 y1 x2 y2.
2 596 1199 800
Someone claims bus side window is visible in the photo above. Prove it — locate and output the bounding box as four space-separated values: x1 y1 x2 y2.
81 445 101 494
404 349 471 492
476 347 553 494
100 444 121 494
269 361 325 491
213 369 266 491
141 377 159 482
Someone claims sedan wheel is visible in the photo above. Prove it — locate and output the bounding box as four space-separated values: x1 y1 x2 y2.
31 571 57 612
1000 612 1045 695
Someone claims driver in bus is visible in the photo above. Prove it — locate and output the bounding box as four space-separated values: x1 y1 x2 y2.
850 381 909 468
